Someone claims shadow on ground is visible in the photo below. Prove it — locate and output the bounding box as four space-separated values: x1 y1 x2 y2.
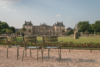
42 56 95 63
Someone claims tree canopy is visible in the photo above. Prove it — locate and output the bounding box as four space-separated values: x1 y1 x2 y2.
21 27 26 32
0 21 15 34
77 21 100 34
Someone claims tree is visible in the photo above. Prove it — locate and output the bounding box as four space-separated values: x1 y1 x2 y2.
62 30 65 32
95 21 100 25
0 21 9 29
78 21 91 33
91 24 100 33
16 31 20 35
28 29 31 33
65 30 74 35
1 29 6 33
9 26 15 33
84 30 89 35
0 21 14 34
6 29 13 34
21 27 26 32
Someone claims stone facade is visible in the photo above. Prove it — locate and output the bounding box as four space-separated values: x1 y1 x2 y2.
23 21 65 36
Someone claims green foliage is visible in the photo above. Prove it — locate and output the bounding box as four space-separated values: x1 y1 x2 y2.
16 37 100 48
95 21 100 25
0 21 9 29
78 21 91 33
16 31 20 35
6 29 13 34
91 23 100 32
28 29 31 32
9 26 15 33
21 27 26 32
65 30 74 35
61 42 100 48
77 21 100 33
0 21 15 34
62 30 65 32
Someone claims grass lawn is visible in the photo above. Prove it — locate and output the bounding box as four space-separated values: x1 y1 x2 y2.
16 37 100 44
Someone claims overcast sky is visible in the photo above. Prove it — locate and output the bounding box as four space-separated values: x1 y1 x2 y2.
0 0 100 29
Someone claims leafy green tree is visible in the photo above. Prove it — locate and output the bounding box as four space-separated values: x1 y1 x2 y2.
21 27 26 32
95 21 100 25
78 21 91 33
9 26 15 33
0 21 9 29
1 29 6 33
6 29 13 34
91 24 100 33
65 30 74 35
0 21 11 34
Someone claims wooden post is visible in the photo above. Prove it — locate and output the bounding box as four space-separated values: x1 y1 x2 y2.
17 47 18 60
22 49 25 61
90 49 92 52
30 49 31 57
41 48 43 61
7 48 8 58
69 49 70 52
48 49 49 59
60 48 61 61
25 50 27 57
37 49 38 61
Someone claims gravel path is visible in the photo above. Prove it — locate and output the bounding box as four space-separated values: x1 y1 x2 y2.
0 45 100 67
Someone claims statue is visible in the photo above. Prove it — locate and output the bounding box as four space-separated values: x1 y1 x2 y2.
74 24 79 39
75 24 79 33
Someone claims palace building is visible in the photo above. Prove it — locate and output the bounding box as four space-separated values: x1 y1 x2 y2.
23 21 65 36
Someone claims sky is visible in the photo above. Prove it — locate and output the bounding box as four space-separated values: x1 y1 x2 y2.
0 0 100 29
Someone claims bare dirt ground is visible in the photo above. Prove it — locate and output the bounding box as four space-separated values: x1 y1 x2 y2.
0 45 100 67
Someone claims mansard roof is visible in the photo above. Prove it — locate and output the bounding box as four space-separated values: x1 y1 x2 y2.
23 21 33 26
53 21 65 26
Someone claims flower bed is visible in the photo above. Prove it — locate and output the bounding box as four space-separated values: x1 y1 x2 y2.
1 40 100 50
61 42 100 49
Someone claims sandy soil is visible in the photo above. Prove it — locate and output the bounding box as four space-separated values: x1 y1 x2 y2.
0 45 100 67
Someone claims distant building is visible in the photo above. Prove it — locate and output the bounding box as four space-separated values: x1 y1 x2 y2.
65 27 73 33
15 28 21 32
23 21 65 36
